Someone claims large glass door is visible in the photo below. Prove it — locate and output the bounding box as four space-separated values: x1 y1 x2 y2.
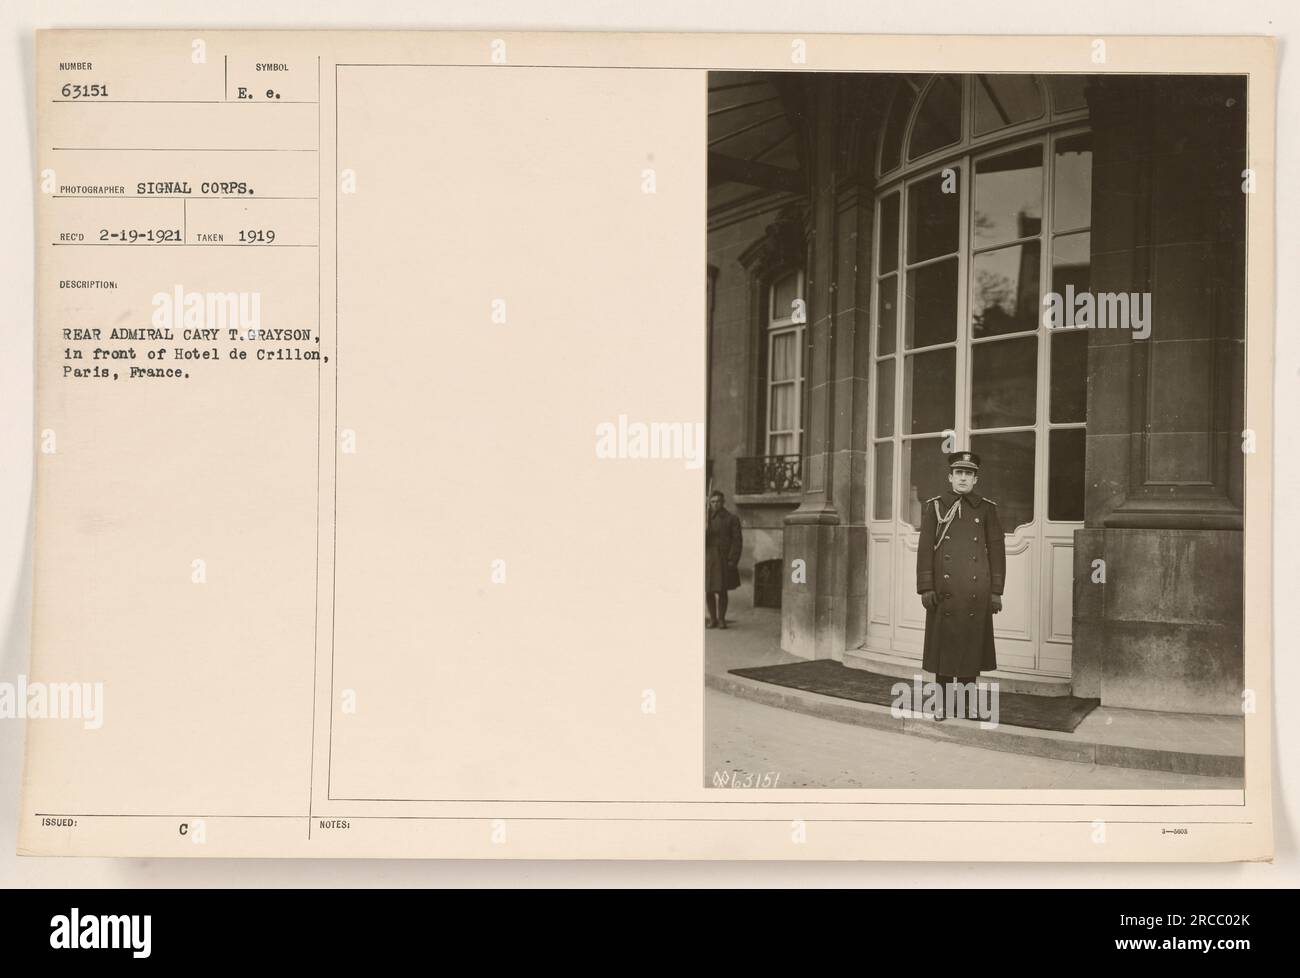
864 127 1090 679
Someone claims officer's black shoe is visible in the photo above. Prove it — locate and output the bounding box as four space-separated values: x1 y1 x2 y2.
719 621 728 630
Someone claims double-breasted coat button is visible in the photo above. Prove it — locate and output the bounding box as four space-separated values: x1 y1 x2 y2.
975 518 980 524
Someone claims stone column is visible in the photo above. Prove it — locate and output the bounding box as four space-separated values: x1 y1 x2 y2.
780 77 875 659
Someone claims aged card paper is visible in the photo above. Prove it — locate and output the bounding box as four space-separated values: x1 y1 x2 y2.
21 30 1274 860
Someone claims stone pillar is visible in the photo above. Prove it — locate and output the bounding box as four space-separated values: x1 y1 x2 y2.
838 183 875 652
781 78 875 660
1073 76 1245 714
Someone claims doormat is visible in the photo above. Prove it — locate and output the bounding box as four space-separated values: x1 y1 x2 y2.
730 660 1100 733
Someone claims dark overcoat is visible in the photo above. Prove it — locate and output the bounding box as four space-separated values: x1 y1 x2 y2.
915 490 1005 676
705 507 742 592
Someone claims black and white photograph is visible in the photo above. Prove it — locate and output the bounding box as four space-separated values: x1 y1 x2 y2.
705 71 1247 789
1 0 1294 914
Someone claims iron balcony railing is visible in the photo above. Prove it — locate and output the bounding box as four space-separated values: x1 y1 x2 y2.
735 454 802 495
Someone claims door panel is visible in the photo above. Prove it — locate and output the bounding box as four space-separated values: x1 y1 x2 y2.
1046 538 1074 644
897 535 926 632
891 533 925 657
868 534 893 627
995 533 1034 641
991 531 1036 671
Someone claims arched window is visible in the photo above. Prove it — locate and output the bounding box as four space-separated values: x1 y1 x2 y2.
871 74 1092 533
878 73 1088 178
908 75 962 161
878 75 923 175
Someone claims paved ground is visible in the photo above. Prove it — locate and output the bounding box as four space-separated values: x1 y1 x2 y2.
706 603 1243 772
705 688 1240 789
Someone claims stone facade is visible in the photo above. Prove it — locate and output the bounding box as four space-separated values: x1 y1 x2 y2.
1071 76 1246 715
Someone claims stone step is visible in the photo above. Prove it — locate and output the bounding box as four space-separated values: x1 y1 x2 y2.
706 669 1244 781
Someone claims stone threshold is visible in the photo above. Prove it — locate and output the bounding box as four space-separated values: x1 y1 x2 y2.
706 668 1244 781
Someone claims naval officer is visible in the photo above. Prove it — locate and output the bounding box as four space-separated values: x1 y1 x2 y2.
916 451 1005 719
